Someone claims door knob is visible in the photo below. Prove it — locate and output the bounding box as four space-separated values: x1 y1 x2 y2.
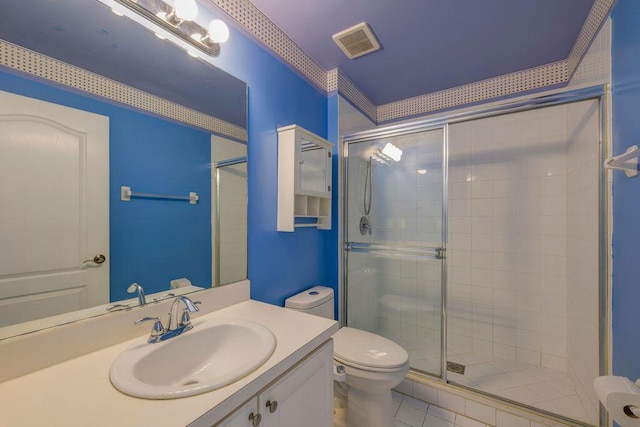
83 254 106 264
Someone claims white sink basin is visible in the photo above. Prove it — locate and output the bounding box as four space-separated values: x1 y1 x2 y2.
110 318 276 399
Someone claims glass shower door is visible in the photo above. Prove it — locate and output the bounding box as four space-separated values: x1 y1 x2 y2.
344 126 446 378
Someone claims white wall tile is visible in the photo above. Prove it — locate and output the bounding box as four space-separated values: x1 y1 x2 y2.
438 390 466 414
496 411 531 427
413 382 438 405
395 378 414 395
465 400 496 425
424 414 454 427
429 403 457 422
455 414 486 427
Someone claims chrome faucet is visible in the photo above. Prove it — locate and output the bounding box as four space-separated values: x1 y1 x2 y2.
135 295 200 343
127 282 146 306
167 295 200 331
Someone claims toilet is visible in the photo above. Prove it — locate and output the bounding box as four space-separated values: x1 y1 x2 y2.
285 286 409 427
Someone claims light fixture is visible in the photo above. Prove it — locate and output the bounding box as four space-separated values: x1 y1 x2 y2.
417 169 427 175
208 19 229 43
174 0 198 21
380 142 402 162
113 0 229 57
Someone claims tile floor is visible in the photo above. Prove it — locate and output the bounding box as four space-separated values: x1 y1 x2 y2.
393 391 489 427
406 347 595 425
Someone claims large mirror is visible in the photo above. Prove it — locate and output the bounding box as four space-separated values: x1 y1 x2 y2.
0 0 248 339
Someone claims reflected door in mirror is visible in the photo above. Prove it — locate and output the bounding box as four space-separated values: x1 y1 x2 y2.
0 91 109 327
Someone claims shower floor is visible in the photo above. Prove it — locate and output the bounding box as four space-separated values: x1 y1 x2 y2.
405 343 595 425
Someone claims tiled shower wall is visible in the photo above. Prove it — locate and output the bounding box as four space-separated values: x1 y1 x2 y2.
447 106 572 368
447 100 600 420
566 100 600 422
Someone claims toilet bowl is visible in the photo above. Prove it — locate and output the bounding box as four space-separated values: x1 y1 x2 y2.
285 286 409 427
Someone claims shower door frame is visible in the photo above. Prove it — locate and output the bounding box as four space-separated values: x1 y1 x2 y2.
342 123 450 382
341 85 610 425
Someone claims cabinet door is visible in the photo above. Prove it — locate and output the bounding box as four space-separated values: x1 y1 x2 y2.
216 397 259 427
259 341 333 427
296 136 331 197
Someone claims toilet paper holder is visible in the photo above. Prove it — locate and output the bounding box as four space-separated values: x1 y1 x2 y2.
624 405 640 418
594 376 640 426
625 379 640 418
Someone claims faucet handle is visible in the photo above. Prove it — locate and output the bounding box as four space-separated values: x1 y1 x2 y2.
179 301 201 329
180 310 193 330
135 316 165 343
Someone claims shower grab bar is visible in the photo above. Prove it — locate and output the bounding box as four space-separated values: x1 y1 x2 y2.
120 186 199 204
346 242 445 259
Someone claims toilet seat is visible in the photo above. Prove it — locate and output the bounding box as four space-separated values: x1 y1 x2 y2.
333 327 409 371
334 355 408 373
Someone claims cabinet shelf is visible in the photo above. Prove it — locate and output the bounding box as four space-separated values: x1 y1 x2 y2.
277 125 332 232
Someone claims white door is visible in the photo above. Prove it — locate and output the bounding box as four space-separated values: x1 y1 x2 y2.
0 90 109 327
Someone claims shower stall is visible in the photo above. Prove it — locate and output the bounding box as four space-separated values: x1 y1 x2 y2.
342 89 606 426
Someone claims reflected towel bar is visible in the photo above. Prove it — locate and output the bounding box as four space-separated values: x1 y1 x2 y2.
120 186 199 204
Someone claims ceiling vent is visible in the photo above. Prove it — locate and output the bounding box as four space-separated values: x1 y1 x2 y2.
332 22 380 59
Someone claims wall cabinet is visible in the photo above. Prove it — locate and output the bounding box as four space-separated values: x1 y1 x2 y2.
215 340 333 427
277 125 333 231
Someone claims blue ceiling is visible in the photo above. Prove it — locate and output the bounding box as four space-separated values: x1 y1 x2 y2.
249 0 596 105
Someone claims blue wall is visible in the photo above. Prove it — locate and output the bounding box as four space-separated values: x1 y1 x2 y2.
611 0 640 381
209 24 337 307
0 70 212 302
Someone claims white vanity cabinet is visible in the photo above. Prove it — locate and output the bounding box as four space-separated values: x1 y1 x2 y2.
215 340 333 427
217 399 260 427
277 125 333 232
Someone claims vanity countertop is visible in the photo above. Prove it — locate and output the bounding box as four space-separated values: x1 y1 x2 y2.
0 300 338 427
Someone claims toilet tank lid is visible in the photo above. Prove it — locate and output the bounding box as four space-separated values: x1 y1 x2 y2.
285 286 333 310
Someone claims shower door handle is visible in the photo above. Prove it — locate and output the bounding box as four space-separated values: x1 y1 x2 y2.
345 242 446 259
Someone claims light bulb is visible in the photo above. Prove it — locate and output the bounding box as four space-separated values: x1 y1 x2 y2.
174 0 198 21
208 19 229 43
381 143 402 162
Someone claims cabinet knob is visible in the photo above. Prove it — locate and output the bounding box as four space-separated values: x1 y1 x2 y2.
248 412 261 426
266 400 278 413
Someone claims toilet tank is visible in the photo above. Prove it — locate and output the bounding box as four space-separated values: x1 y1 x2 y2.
284 286 334 319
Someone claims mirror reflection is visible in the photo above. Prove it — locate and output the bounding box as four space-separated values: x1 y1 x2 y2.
0 0 248 339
